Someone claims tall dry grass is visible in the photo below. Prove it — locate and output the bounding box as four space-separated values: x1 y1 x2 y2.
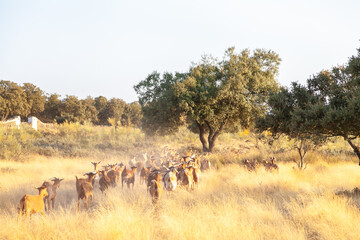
1 155 360 239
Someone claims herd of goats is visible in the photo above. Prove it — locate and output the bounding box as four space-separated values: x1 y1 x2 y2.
17 150 279 219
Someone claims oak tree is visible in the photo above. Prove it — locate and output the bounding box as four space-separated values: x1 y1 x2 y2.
135 47 280 152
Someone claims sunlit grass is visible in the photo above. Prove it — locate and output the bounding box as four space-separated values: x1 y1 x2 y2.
1 154 360 239
1 125 360 239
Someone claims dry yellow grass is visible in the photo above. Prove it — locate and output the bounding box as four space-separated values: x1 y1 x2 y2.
1 155 360 240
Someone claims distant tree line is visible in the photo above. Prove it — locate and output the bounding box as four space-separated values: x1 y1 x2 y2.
0 80 142 127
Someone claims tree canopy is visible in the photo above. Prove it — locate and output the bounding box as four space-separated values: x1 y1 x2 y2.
0 81 142 127
256 47 360 165
135 47 281 152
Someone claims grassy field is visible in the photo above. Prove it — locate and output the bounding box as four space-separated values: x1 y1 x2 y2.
1 125 360 239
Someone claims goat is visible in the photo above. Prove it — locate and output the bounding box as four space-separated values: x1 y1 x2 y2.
191 155 201 168
179 167 193 191
264 157 279 172
75 172 97 194
147 170 162 191
121 166 137 189
18 186 48 219
176 162 187 183
128 157 137 168
91 161 101 187
107 163 125 186
41 177 64 212
99 170 111 194
102 164 110 172
163 167 178 192
75 172 96 211
91 161 101 172
149 179 162 205
191 166 200 189
243 159 259 172
140 166 150 185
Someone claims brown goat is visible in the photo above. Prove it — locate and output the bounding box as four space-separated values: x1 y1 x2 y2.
99 170 111 194
75 172 96 211
149 179 162 205
121 166 137 189
91 161 101 172
243 159 259 172
18 186 48 219
140 167 150 185
179 167 193 191
190 166 200 189
147 170 162 191
264 157 279 172
41 177 64 212
76 172 97 193
107 163 124 186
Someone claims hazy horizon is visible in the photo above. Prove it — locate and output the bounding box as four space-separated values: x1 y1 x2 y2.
1 0 359 103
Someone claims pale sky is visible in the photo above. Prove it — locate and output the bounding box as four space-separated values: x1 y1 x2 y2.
0 0 359 103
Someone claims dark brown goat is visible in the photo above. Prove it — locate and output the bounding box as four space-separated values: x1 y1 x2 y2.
140 167 150 185
99 170 111 194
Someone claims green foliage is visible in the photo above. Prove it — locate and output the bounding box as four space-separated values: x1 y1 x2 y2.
0 81 30 120
104 98 127 126
80 97 98 124
23 83 46 117
0 125 42 160
59 95 83 123
134 71 186 135
255 83 327 169
0 81 142 127
128 102 142 127
95 96 109 125
41 93 61 122
257 46 360 166
135 47 281 152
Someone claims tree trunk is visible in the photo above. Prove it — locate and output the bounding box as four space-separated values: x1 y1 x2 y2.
208 135 217 152
204 119 227 153
196 121 209 152
200 129 209 152
296 140 308 169
347 139 360 165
